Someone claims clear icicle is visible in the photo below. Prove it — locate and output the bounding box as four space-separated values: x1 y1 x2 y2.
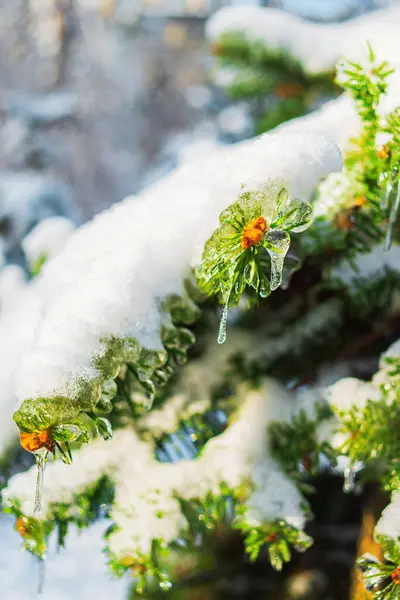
34 452 47 515
217 303 228 344
38 557 46 594
381 179 393 210
384 181 400 251
343 465 356 493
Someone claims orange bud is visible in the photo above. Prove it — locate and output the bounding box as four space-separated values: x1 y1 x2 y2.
20 430 55 454
392 567 400 585
266 532 277 543
377 145 390 160
241 216 268 250
120 555 135 568
353 195 367 207
120 556 147 575
15 516 30 537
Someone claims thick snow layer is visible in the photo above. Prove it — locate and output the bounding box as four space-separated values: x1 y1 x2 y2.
375 491 400 539
207 5 400 154
4 380 306 559
325 338 399 418
110 381 304 558
15 132 341 405
0 265 27 314
21 217 75 269
207 5 400 75
0 222 76 458
0 286 42 456
325 377 381 413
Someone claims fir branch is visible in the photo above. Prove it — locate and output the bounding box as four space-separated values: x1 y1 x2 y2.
13 293 200 454
332 49 399 252
212 31 336 102
3 475 114 559
269 402 336 485
332 360 400 493
358 535 400 600
196 186 313 342
234 518 313 571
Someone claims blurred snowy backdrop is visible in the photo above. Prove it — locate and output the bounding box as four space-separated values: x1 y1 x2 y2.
0 0 395 598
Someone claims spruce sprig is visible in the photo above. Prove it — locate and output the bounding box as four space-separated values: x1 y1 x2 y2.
333 361 400 493
333 46 399 251
269 402 336 485
196 186 313 342
358 536 400 600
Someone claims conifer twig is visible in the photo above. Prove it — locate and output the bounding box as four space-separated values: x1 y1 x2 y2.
351 487 388 600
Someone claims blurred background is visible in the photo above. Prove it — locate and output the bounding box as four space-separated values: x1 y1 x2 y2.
0 0 394 598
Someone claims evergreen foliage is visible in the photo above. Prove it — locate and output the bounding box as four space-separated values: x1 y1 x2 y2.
211 31 337 132
1 33 400 600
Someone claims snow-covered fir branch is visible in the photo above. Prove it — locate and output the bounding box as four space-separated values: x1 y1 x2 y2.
11 132 341 445
3 380 311 588
207 4 400 78
0 218 75 460
325 338 400 493
1 8 399 598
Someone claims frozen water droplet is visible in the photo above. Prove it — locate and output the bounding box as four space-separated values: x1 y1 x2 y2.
34 451 47 515
382 180 393 209
343 465 356 493
217 304 228 344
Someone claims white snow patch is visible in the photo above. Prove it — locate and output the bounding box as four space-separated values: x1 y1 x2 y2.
4 380 307 559
207 5 400 75
22 216 75 269
15 132 341 405
375 491 400 539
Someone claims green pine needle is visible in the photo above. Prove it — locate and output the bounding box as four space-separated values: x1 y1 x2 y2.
196 186 313 342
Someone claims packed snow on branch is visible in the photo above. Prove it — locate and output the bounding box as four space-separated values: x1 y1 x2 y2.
3 380 306 562
13 132 341 429
0 266 35 457
207 4 400 76
207 3 400 154
375 491 400 540
322 338 400 460
21 216 75 273
0 218 75 458
326 337 399 416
